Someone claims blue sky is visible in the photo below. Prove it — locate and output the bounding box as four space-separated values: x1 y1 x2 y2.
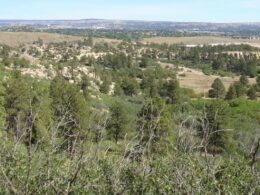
0 0 260 22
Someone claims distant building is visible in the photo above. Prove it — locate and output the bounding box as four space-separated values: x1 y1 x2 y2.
185 44 197 48
185 44 204 48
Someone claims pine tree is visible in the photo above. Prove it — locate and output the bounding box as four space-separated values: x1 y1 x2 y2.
100 75 111 94
254 76 260 92
137 97 170 152
83 37 94 47
148 79 159 98
192 49 200 64
247 86 257 100
141 75 159 98
199 100 230 156
257 75 260 84
0 71 5 135
212 57 224 70
4 71 51 146
139 57 150 68
114 82 123 96
50 75 89 155
233 81 247 97
166 79 180 104
81 75 90 100
226 84 237 100
121 78 139 96
107 102 129 144
239 75 249 86
208 78 226 99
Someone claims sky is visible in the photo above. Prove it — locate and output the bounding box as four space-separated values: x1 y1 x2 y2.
0 0 260 23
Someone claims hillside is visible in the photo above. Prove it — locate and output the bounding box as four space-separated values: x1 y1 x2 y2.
0 32 120 47
1 0 260 192
0 30 259 194
143 36 260 48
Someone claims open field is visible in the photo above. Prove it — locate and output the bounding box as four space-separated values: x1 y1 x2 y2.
178 67 256 93
0 32 120 47
143 36 260 48
160 62 256 93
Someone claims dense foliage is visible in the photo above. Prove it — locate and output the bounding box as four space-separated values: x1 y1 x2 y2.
0 35 259 194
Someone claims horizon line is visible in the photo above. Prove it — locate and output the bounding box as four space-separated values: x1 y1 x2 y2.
0 18 260 24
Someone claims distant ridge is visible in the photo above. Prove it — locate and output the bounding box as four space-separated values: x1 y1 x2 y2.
0 19 260 32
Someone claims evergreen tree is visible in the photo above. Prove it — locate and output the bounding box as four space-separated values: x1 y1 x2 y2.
226 84 237 100
247 86 257 100
0 71 5 134
208 78 226 99
199 100 230 156
0 45 10 58
50 75 89 155
100 75 111 94
239 75 249 86
4 71 51 146
137 97 170 152
83 37 94 47
238 58 247 74
114 82 123 96
81 75 90 100
121 78 139 96
256 76 260 92
139 57 151 68
212 57 224 70
148 79 159 98
233 81 247 97
246 63 256 78
141 75 159 98
107 102 128 144
192 49 200 64
166 79 180 104
257 75 260 84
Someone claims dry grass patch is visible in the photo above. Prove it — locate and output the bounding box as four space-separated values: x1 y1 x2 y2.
143 36 260 47
160 62 256 94
0 32 120 47
178 67 256 93
0 32 84 47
